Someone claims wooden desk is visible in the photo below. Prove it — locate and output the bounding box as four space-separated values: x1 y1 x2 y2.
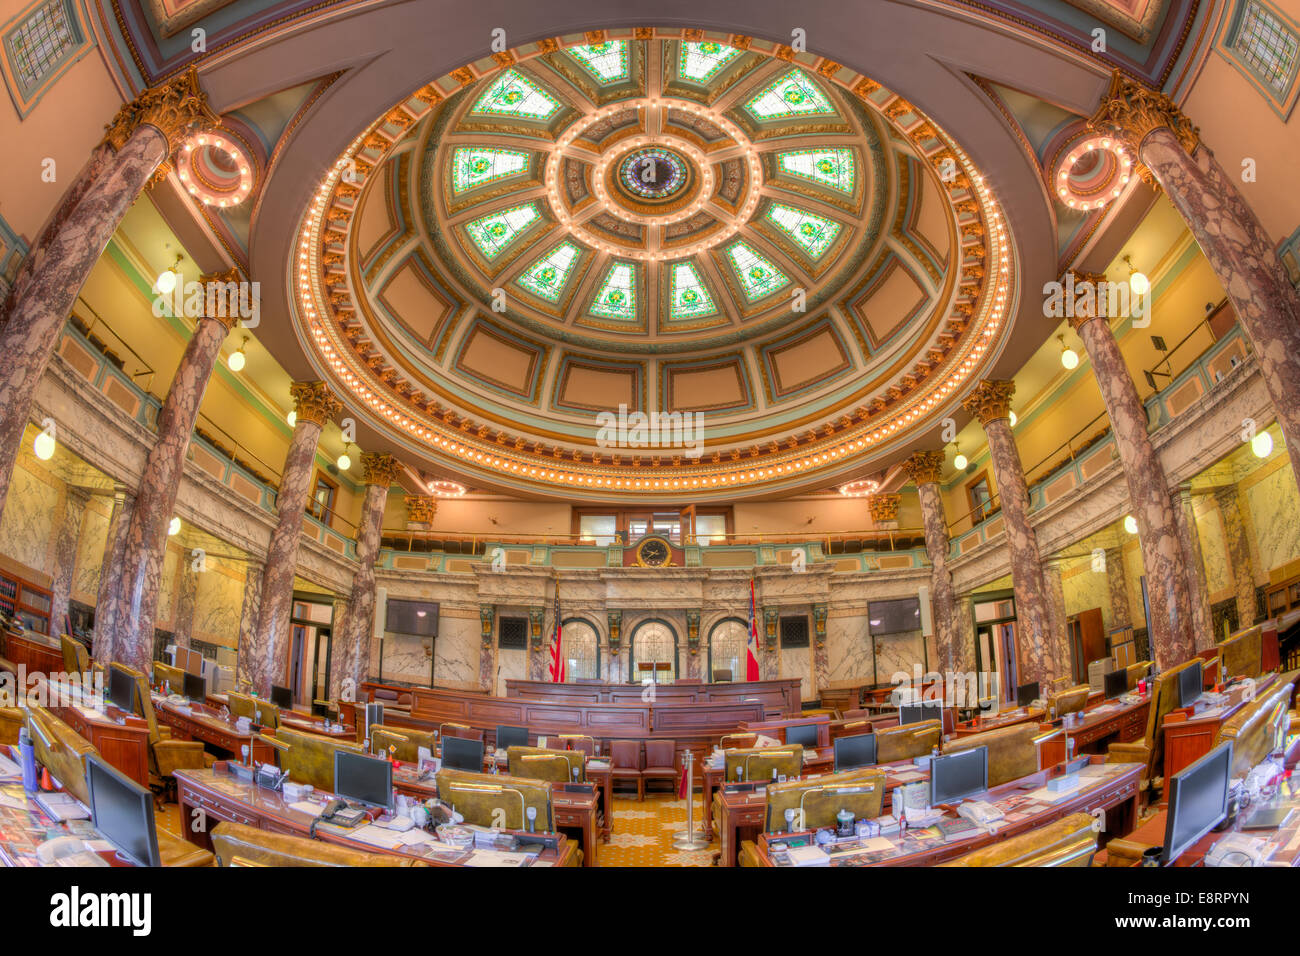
154 699 275 764
702 747 835 842
951 707 1044 738
0 632 63 675
1055 693 1150 755
752 758 1142 866
1160 674 1278 792
175 765 576 866
503 677 802 716
53 705 150 789
279 715 354 739
0 782 128 867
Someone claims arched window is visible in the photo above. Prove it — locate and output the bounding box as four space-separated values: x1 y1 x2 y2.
560 618 600 681
708 617 750 682
629 619 678 684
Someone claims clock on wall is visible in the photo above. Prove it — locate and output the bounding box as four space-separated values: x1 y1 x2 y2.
634 535 673 568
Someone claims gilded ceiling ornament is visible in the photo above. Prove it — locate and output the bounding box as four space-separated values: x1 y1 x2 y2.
1087 69 1199 157
729 35 752 49
868 493 901 523
102 65 221 155
406 495 437 524
360 452 403 487
902 450 945 486
961 379 1016 426
1064 270 1110 328
289 380 343 427
197 267 244 331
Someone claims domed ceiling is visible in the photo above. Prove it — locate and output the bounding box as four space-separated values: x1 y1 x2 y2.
291 30 1017 500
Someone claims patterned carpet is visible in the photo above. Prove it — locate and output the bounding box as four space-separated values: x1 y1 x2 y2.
598 790 719 867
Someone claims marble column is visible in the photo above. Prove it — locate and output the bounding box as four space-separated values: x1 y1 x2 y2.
0 68 219 529
902 450 961 675
334 453 401 698
242 381 341 696
1104 546 1132 630
235 558 264 689
107 271 241 673
1092 71 1300 492
961 380 1060 686
954 594 977 680
329 597 351 701
1173 486 1213 650
478 606 495 692
49 487 90 638
1214 485 1259 632
1042 558 1071 682
93 486 134 662
1066 275 1196 668
171 562 199 650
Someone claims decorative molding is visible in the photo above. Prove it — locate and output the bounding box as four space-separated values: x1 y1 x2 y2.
961 379 1016 426
1088 68 1200 157
289 379 342 427
102 64 220 154
901 449 945 486
360 452 402 487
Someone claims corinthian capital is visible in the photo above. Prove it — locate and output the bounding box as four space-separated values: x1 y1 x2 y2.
103 65 222 155
868 493 901 524
289 380 342 427
961 379 1016 427
360 452 403 488
1087 69 1199 157
901 450 945 486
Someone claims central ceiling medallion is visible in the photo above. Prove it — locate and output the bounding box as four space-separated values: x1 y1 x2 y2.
617 146 690 201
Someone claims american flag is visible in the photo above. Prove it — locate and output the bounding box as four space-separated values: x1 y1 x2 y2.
548 586 566 683
746 578 761 682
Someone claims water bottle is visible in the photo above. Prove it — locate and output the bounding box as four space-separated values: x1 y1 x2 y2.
18 727 38 792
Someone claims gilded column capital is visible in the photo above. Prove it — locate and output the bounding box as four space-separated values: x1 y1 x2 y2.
360 452 402 487
901 450 945 486
868 493 901 523
103 65 222 155
1063 270 1110 330
405 495 437 524
197 267 244 332
1087 69 1199 158
289 380 342 427
961 379 1016 427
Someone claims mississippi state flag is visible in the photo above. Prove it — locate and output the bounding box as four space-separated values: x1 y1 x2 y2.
548 589 566 683
746 579 761 682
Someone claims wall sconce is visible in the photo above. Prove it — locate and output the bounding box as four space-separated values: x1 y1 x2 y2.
686 609 701 655
952 442 968 471
606 610 622 652
479 606 495 648
227 335 248 372
528 607 544 649
762 607 779 652
812 604 828 649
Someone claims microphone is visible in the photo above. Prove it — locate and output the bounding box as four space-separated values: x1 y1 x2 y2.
525 806 537 833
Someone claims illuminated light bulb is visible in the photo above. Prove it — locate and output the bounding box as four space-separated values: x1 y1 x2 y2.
1129 271 1150 296
1123 515 1138 535
168 517 181 536
287 410 297 428
1009 411 1018 427
228 349 246 372
953 451 968 470
337 451 352 471
1061 346 1079 370
1251 431 1273 459
156 269 177 294
33 430 55 461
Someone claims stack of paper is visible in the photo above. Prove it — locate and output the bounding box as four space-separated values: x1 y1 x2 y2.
786 844 830 867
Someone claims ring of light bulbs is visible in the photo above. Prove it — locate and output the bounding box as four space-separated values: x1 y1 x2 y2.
291 43 1017 499
178 132 254 208
838 478 882 497
426 479 467 497
1052 135 1132 211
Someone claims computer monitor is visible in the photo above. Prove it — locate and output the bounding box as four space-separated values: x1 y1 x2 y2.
364 702 384 738
1015 681 1040 707
86 754 160 867
333 750 393 810
1177 660 1204 709
441 735 484 772
833 733 877 772
929 745 989 806
899 701 941 727
1162 741 1233 864
495 724 529 749
785 723 819 747
1104 668 1129 700
311 700 332 719
107 666 136 714
270 684 293 710
182 671 206 703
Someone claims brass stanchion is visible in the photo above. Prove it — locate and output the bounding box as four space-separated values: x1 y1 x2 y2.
672 749 709 849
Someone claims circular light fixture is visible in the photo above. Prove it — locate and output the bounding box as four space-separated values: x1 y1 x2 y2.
337 444 353 471
1123 514 1138 535
228 335 248 372
287 410 297 428
953 443 968 471
1009 411 1018 427
1050 134 1131 210
1122 254 1150 296
178 132 255 207
428 479 467 497
168 517 181 536
33 430 55 461
156 269 177 295
839 478 881 498
1251 430 1273 459
1059 334 1079 370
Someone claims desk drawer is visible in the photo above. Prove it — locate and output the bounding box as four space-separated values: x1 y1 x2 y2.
188 790 261 827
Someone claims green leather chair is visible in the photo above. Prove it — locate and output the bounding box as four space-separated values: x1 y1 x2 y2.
369 723 436 763
940 812 1098 867
1050 684 1090 717
507 745 585 783
211 821 423 867
153 661 186 694
737 768 887 867
1107 657 1201 793
1219 626 1264 681
60 634 90 676
722 744 804 783
435 767 554 831
226 690 257 721
259 725 365 791
1215 671 1295 778
0 707 21 746
110 663 213 789
876 719 941 763
943 722 1066 787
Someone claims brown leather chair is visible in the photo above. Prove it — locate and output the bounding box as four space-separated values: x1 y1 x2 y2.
370 724 436 763
719 733 758 749
211 821 422 867
737 768 887 867
713 668 733 682
642 739 677 797
507 745 584 783
555 733 595 757
1107 657 1200 793
830 718 873 741
260 725 365 791
60 634 90 675
436 767 555 831
1215 671 1296 777
153 661 186 694
940 812 1098 866
1051 684 1090 717
722 745 803 783
439 722 485 743
23 705 213 866
608 739 643 800
839 709 869 720
1126 660 1152 690
1218 626 1264 680
876 719 941 763
942 722 1066 787
110 663 213 792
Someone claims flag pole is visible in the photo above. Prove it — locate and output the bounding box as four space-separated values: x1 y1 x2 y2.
671 749 709 850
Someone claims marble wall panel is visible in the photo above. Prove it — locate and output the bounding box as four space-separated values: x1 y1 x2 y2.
1062 556 1112 630
191 553 245 649
434 615 479 686
156 546 180 629
825 614 874 684
0 463 57 574
496 647 527 696
781 644 812 701
1195 502 1232 600
73 498 111 604
378 630 435 685
1246 465 1300 574
873 630 927 685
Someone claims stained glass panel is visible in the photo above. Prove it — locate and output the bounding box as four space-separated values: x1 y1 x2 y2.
567 41 629 83
470 69 561 120
725 242 789 300
450 147 530 193
678 40 742 82
766 204 842 259
561 621 600 681
465 203 540 259
668 261 717 318
1233 0 1299 94
743 69 835 120
5 0 77 94
709 620 748 682
589 261 638 319
631 621 676 684
776 148 856 194
515 242 581 301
